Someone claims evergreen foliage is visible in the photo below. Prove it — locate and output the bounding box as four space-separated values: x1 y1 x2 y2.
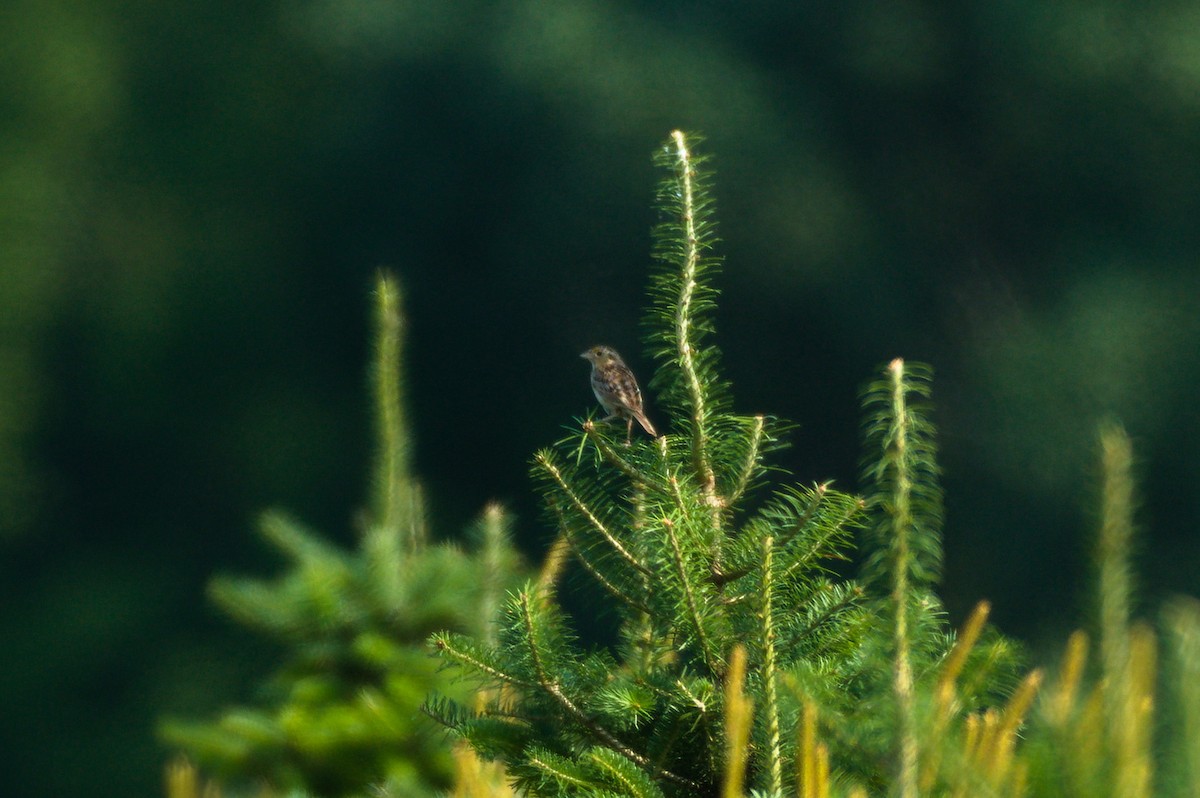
1018 422 1188 798
158 134 1200 798
425 131 1019 797
160 274 525 798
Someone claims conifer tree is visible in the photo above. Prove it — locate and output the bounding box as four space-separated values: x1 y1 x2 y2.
161 273 525 798
426 131 1020 797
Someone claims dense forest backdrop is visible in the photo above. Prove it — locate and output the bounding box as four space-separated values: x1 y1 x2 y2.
2 2 1199 796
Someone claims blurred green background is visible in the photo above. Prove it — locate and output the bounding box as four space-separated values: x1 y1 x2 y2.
3 1 1199 795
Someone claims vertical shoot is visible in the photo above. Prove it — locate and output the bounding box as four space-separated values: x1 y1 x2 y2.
1096 422 1152 797
861 358 943 798
648 130 726 506
369 271 423 550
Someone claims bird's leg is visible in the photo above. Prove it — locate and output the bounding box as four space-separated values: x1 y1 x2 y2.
625 416 633 446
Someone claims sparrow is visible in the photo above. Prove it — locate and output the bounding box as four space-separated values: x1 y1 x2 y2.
581 345 657 440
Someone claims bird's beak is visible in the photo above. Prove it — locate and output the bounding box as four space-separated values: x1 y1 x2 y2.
580 351 589 360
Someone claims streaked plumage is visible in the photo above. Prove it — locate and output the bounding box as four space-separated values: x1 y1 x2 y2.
581 345 657 440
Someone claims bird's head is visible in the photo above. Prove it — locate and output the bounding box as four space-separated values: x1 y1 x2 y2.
581 345 620 366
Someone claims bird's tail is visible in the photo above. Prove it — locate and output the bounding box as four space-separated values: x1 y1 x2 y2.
634 412 658 437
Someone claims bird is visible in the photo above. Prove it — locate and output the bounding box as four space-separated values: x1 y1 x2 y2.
581 345 657 441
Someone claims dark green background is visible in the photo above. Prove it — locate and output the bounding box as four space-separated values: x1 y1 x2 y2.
3 2 1199 795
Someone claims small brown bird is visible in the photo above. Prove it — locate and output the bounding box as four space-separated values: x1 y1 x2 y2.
581 345 657 440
